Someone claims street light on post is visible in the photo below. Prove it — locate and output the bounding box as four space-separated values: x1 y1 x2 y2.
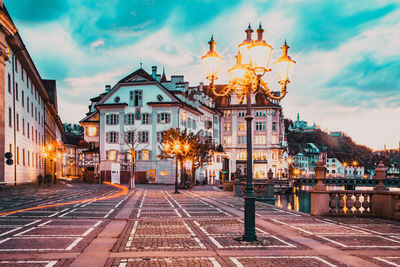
202 23 295 242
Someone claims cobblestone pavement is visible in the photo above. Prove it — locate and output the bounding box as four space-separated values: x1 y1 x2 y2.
0 183 399 266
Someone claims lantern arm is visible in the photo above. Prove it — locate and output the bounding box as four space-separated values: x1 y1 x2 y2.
258 79 287 101
209 79 234 97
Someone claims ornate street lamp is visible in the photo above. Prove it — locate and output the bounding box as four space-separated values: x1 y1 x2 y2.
202 23 295 242
162 138 190 194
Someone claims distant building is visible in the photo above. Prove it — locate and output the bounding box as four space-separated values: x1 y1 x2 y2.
290 143 326 175
288 113 316 132
329 131 343 137
326 158 365 178
62 133 82 178
326 158 344 177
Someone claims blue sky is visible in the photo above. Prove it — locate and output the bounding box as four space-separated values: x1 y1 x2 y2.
4 0 400 150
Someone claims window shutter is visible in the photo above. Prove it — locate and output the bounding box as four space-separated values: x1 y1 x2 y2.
157 114 160 123
106 132 109 143
106 151 109 160
116 115 119 124
106 115 109 125
116 151 119 160
116 132 119 143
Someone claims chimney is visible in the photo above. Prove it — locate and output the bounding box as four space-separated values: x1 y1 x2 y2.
105 85 111 92
152 66 157 79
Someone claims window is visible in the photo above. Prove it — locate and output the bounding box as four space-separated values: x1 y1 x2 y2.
272 153 278 160
31 126 34 141
35 130 37 143
157 131 165 142
27 97 29 112
223 111 231 117
272 122 276 131
238 122 246 131
27 123 30 138
126 131 135 144
141 150 150 160
272 135 278 144
141 113 150 124
272 110 276 117
15 60 18 72
223 122 231 131
238 151 247 160
35 107 37 121
139 131 149 143
255 110 266 117
17 146 19 165
255 122 266 131
23 148 25 166
9 107 12 127
87 127 97 137
21 69 24 81
28 150 30 166
238 111 246 117
254 152 267 160
15 83 18 101
255 135 266 144
107 132 118 143
16 114 19 131
157 113 171 124
8 74 11 93
223 136 232 145
31 103 33 117
106 114 118 125
132 90 143 106
22 118 25 135
238 135 246 144
126 114 135 125
108 150 117 160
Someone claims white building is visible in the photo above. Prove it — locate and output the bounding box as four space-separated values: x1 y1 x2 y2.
80 67 221 184
326 158 365 178
0 3 64 185
326 158 344 177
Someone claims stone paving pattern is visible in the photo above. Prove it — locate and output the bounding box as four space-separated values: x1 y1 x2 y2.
0 182 399 266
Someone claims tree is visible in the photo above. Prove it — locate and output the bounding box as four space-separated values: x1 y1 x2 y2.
158 128 214 187
121 127 148 188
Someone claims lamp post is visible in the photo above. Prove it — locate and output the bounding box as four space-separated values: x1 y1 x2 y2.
202 24 295 242
163 137 190 194
42 141 64 185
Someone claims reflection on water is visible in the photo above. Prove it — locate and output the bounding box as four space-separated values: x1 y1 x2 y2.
273 186 311 213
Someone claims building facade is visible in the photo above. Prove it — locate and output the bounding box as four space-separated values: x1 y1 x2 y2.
80 67 221 184
209 86 288 179
0 3 64 185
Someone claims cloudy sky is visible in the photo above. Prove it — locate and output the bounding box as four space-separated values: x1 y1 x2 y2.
4 0 400 150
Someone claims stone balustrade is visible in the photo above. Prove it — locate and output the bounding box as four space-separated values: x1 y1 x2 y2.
328 191 371 215
311 161 400 220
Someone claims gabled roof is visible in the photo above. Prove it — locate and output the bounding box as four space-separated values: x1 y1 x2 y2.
80 111 99 123
118 68 155 83
96 68 182 106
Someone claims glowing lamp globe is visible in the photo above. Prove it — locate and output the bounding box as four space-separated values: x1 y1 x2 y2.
228 63 246 81
201 36 223 79
274 40 296 82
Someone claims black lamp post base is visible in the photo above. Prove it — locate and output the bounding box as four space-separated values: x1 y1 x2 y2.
243 195 257 242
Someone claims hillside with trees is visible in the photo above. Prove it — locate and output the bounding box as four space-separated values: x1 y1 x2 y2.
285 119 399 170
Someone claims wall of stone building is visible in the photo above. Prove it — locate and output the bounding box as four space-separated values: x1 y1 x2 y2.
0 30 6 183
